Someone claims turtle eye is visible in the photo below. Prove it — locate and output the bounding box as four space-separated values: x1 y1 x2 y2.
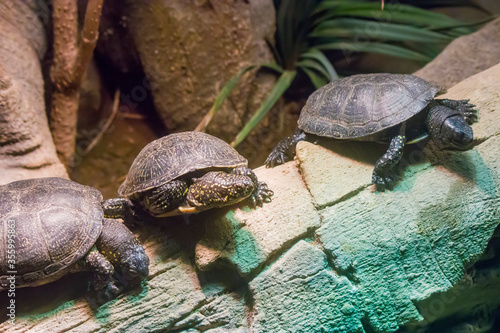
234 183 251 195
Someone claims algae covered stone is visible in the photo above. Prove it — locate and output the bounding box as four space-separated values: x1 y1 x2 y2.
250 241 364 332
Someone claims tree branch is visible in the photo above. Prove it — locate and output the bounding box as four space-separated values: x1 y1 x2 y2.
49 0 103 166
75 0 102 84
50 0 78 90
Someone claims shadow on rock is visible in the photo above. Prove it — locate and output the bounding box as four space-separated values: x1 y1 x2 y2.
133 214 206 264
314 137 387 166
0 273 87 324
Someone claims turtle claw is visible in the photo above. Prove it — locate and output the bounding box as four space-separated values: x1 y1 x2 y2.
95 281 121 304
266 130 306 168
464 109 478 125
251 181 274 207
459 100 478 124
372 172 397 192
103 198 146 226
233 166 254 178
264 149 285 168
439 98 478 124
265 142 292 168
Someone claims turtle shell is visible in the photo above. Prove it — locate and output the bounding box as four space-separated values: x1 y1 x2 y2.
119 131 248 196
298 73 442 139
0 177 103 289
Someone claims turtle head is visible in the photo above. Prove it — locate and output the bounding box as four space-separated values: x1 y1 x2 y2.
187 171 255 209
116 243 150 288
427 105 473 150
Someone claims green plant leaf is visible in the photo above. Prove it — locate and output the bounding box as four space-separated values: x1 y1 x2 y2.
195 65 255 132
312 18 453 43
314 2 467 30
427 17 492 31
261 62 285 73
317 41 431 61
301 67 328 89
296 58 331 81
275 0 322 69
231 70 297 147
334 11 459 30
316 1 456 19
299 48 338 81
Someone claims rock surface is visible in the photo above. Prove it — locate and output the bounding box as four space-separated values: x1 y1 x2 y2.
249 241 364 332
195 161 321 276
0 0 68 183
471 0 500 14
414 18 500 89
1 65 499 332
119 0 277 142
70 115 161 199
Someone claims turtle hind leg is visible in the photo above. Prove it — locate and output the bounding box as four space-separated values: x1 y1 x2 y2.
265 129 307 168
143 179 188 215
437 99 478 124
372 135 406 191
232 166 273 207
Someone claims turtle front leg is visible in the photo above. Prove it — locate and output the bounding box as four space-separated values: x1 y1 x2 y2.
372 135 406 191
232 166 273 207
82 248 115 291
70 247 118 302
97 219 149 294
143 180 189 215
437 99 478 124
265 129 307 167
102 197 145 226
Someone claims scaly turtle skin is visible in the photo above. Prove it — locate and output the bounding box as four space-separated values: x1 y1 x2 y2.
265 73 478 191
103 131 273 221
0 177 149 300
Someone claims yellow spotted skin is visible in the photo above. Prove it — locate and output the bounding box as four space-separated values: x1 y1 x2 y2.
187 171 254 209
102 199 128 219
95 218 149 294
372 134 406 191
84 249 114 290
142 180 188 215
96 219 144 267
104 167 273 219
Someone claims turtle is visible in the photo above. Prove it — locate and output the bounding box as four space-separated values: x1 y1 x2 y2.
103 131 273 221
265 73 478 191
0 177 149 300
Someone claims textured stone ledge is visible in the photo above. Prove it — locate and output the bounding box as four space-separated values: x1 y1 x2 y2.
1 64 499 333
